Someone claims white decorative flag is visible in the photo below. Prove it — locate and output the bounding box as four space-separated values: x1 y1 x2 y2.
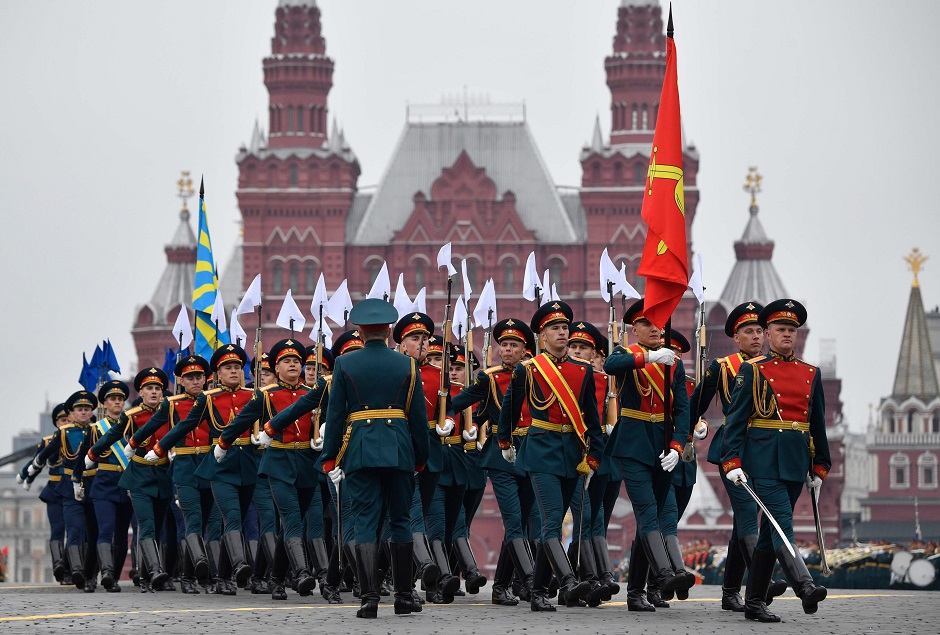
366 262 391 300
229 308 247 346
236 274 262 315
275 290 306 333
437 242 458 276
171 305 194 351
326 279 353 326
522 252 540 301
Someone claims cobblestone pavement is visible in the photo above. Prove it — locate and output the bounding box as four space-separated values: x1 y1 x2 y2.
0 583 935 635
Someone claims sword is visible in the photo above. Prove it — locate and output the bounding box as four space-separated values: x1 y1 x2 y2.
735 476 795 558
809 479 831 575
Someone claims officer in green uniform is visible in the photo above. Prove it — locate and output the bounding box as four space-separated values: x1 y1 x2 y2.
320 299 430 619
215 339 327 601
690 301 786 611
603 299 694 610
499 301 605 611
452 318 536 606
721 299 831 622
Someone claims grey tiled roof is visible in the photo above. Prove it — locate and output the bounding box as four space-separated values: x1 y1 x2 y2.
349 121 580 245
892 285 940 400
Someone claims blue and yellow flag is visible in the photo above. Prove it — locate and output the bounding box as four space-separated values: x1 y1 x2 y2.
192 187 230 360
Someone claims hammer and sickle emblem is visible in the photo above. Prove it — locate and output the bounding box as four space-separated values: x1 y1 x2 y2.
646 145 685 256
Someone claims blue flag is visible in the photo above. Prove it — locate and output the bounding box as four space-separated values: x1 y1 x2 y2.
191 189 230 360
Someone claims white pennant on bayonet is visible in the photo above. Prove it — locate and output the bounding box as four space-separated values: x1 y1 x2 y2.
236 273 262 315
275 289 306 332
172 304 194 351
522 251 540 301
366 262 391 300
437 242 457 276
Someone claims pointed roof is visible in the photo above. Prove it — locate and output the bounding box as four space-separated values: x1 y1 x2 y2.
147 206 196 325
892 254 939 401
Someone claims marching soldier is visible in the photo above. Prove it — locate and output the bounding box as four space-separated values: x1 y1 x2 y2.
215 339 327 601
32 390 101 591
320 298 430 618
452 318 536 606
147 344 255 595
87 380 135 592
690 301 786 611
107 367 172 591
721 299 831 622
19 403 71 584
603 299 694 611
499 301 605 611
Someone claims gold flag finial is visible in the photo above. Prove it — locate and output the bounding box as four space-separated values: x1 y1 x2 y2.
743 166 762 208
904 248 927 288
177 170 195 212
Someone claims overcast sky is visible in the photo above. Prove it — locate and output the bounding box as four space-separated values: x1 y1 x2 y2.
1 0 938 455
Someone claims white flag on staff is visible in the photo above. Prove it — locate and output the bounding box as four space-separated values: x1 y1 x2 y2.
275 290 306 332
172 305 194 351
236 274 262 315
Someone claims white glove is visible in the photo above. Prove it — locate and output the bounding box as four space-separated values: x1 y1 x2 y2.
584 468 595 490
214 445 227 462
694 419 709 440
123 443 136 461
659 449 680 472
15 474 24 484
604 423 614 435
73 482 84 501
84 455 95 469
257 430 274 448
310 436 324 451
27 461 42 477
328 466 345 485
726 467 747 484
806 474 823 490
436 418 456 437
501 445 516 464
648 348 677 366
144 450 160 463
23 480 32 491
462 427 478 442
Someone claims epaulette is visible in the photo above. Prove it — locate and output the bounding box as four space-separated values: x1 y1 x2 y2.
124 405 144 417
204 387 225 396
743 355 766 365
484 364 505 376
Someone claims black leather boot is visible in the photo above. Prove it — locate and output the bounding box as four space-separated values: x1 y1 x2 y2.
777 546 827 614
285 536 316 595
543 538 590 607
391 542 422 614
223 531 252 587
592 536 620 597
412 533 440 589
140 539 169 590
355 543 379 618
430 540 460 601
721 539 745 611
664 534 695 599
494 542 522 606
741 534 787 604
97 543 116 591
184 533 210 581
642 531 690 593
453 537 487 594
529 544 556 612
50 540 66 582
744 547 780 622
68 544 86 588
626 541 655 612
179 540 200 594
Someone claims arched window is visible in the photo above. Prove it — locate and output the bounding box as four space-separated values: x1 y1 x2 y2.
503 260 515 292
287 106 294 133
289 164 298 187
272 263 283 295
289 263 299 292
305 262 316 295
919 452 938 489
415 260 425 289
890 452 910 489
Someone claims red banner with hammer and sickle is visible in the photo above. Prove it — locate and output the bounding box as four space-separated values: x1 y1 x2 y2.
637 9 688 330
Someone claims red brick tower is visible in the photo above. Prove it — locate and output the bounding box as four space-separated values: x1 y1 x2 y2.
580 0 698 337
237 0 360 341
